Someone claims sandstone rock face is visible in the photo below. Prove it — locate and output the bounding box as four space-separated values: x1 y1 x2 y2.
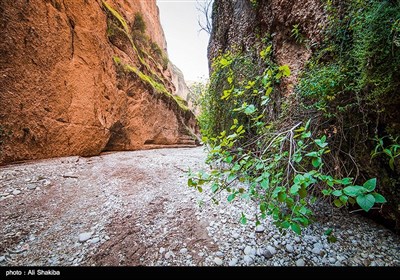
208 0 326 96
0 0 198 164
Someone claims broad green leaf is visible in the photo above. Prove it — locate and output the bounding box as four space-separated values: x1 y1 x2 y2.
301 131 312 139
372 193 387 203
299 186 307 198
256 163 264 170
188 178 195 187
272 187 283 198
290 184 301 195
227 76 233 84
333 199 343 207
240 213 247 225
279 65 291 77
244 104 256 115
299 206 308 215
305 151 318 157
278 192 286 202
337 177 353 185
383 149 392 157
281 221 290 229
339 195 348 204
227 193 236 202
327 235 337 243
324 228 333 236
265 87 273 97
363 178 376 192
197 186 203 193
211 183 219 193
332 190 342 197
343 185 368 197
312 158 322 168
260 179 269 189
322 189 331 195
260 203 267 213
291 223 301 235
225 156 233 164
356 194 375 212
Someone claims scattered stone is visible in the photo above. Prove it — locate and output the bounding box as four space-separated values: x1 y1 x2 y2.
244 246 256 256
12 190 21 195
78 232 92 243
0 256 4 263
165 251 174 259
159 247 166 254
296 259 305 266
104 235 110 241
312 243 323 255
228 258 238 266
286 244 294 253
256 248 264 256
294 236 301 243
243 255 253 265
180 248 188 254
90 237 100 244
266 245 276 255
232 232 240 239
255 225 265 233
329 257 336 264
214 257 223 266
27 185 37 190
198 252 204 257
263 250 273 259
215 251 224 257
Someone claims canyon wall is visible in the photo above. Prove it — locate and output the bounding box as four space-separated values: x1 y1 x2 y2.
208 0 400 230
0 0 198 164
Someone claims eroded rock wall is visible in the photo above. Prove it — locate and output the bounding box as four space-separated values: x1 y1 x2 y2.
0 0 198 163
208 0 325 95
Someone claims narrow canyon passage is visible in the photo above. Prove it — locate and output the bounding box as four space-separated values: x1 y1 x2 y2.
0 147 399 266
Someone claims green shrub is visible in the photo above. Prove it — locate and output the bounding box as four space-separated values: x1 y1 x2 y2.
132 13 146 33
190 44 386 234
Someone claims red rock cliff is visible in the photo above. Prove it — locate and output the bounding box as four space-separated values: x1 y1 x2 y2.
0 0 198 163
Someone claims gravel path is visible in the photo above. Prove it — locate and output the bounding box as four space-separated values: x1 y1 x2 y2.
0 147 399 266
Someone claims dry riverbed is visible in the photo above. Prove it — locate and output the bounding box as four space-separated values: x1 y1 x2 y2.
0 147 399 266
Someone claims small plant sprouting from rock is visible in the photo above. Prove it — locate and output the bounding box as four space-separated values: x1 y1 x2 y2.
132 13 146 33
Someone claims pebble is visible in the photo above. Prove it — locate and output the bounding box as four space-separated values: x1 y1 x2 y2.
179 248 188 254
255 225 265 233
312 244 322 255
198 252 204 257
90 237 100 244
228 258 238 266
266 245 276 255
27 185 37 190
244 246 256 256
214 257 223 266
243 255 253 265
12 190 21 195
78 232 92 243
263 250 273 259
296 259 305 266
165 251 174 259
215 251 224 257
0 256 4 263
286 244 294 253
329 257 336 264
159 247 166 254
